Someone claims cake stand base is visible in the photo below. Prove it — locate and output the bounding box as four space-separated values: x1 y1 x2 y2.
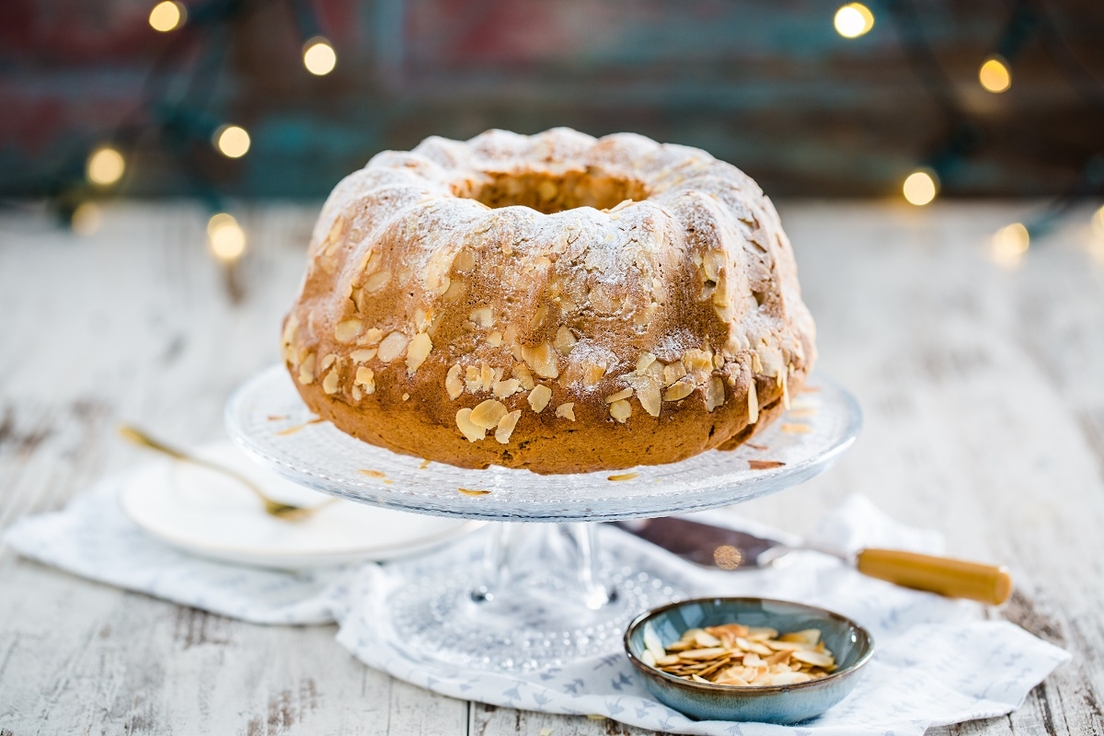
382 522 688 672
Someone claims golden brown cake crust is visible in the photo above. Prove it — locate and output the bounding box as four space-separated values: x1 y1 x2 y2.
282 128 816 474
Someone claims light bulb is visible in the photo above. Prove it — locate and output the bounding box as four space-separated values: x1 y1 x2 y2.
902 170 938 206
208 213 247 263
834 3 874 39
991 223 1029 267
148 1 185 32
214 124 251 158
979 56 1011 93
303 37 337 76
86 146 126 186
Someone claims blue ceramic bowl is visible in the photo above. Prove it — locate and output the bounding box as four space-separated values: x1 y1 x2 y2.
624 597 874 724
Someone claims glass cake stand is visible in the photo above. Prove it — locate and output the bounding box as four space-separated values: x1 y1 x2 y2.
226 365 861 672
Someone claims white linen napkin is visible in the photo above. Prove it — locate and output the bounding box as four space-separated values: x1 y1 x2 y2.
3 470 1069 736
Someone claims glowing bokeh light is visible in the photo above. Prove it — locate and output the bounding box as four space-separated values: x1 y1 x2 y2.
86 146 126 186
71 203 102 236
208 213 247 263
214 124 251 158
834 3 874 38
903 170 938 206
148 1 185 32
303 38 337 76
979 57 1012 93
991 223 1030 267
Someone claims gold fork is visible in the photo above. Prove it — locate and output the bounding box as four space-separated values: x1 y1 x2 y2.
118 425 331 521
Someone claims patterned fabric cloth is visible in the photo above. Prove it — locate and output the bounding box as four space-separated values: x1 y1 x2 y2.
4 472 1068 736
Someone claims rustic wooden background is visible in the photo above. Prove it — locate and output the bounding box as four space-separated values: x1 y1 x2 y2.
2 0 1104 200
1 201 1102 734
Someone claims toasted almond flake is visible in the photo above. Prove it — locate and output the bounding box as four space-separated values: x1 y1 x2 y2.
354 366 375 394
553 325 577 354
604 387 633 403
662 362 687 386
464 365 482 393
705 376 725 411
748 459 786 470
419 459 431 469
582 362 606 387
512 363 535 390
609 399 632 423
663 380 694 402
358 469 387 478
487 330 503 347
786 407 817 418
405 332 432 373
780 370 790 410
469 306 493 328
402 393 410 401
781 423 811 434
528 384 553 413
469 399 508 430
453 248 477 272
495 409 522 444
792 649 834 668
298 353 316 385
445 364 464 399
441 278 467 302
522 342 559 379
377 331 409 363
480 364 496 392
322 369 340 394
320 353 337 371
351 385 362 401
358 327 383 346
555 402 575 421
748 380 759 423
350 348 377 363
607 472 638 481
455 408 486 442
362 270 391 294
493 378 521 398
458 487 490 496
636 352 657 374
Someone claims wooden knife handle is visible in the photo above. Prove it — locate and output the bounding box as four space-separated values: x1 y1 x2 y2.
855 548 1013 605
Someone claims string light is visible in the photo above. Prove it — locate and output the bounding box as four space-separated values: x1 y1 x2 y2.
213 124 251 158
207 213 247 262
86 146 126 186
991 223 1030 267
71 203 102 236
834 3 875 39
979 56 1012 93
302 37 337 76
902 169 938 206
148 1 185 32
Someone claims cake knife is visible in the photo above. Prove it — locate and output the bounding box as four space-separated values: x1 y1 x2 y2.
612 517 1012 605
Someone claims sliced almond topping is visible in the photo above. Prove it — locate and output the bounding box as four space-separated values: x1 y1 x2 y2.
522 343 559 379
780 369 790 410
405 332 432 374
781 423 811 434
458 487 490 496
605 387 633 404
376 331 409 363
493 378 521 398
527 384 553 413
455 408 486 442
663 379 694 402
351 385 363 401
512 363 536 390
749 459 785 470
453 248 477 273
553 325 577 354
705 376 725 411
635 352 657 374
607 472 638 481
350 348 377 363
298 353 316 385
469 306 493 328
494 409 522 444
683 348 714 374
469 399 508 430
582 362 606 387
464 365 482 393
480 363 495 392
319 353 337 372
322 369 340 395
363 270 391 293
442 279 467 303
358 327 383 346
609 399 632 423
663 362 687 387
748 380 759 423
487 331 503 347
445 364 464 399
354 366 375 394
555 402 575 421
334 319 364 344
637 380 662 417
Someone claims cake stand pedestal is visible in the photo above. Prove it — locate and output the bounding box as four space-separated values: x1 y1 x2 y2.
226 366 860 672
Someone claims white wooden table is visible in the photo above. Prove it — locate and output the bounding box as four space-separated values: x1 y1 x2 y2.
1 202 1102 735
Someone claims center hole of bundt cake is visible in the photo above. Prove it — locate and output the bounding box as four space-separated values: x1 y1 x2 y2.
461 171 650 215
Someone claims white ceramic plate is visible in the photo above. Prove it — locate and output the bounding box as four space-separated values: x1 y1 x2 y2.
119 442 484 569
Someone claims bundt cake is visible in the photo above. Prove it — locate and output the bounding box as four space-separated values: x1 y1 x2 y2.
281 128 816 474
